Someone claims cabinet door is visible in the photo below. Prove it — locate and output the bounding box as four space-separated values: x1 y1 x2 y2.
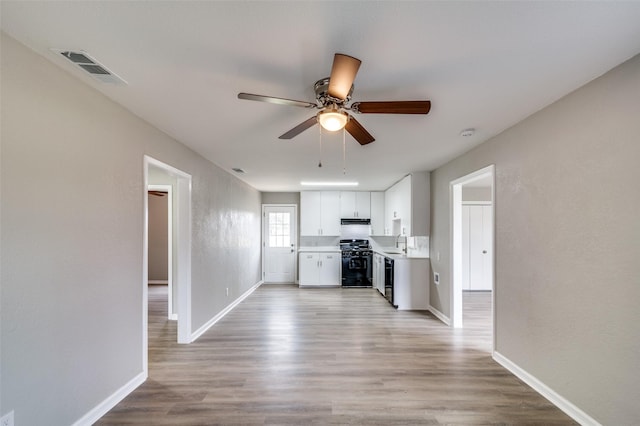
300 192 321 236
370 192 385 235
319 253 340 286
299 253 319 286
372 253 378 289
320 191 341 235
396 175 412 236
340 191 357 218
355 192 371 218
384 185 397 235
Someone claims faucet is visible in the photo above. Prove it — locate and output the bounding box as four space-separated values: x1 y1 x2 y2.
395 234 407 253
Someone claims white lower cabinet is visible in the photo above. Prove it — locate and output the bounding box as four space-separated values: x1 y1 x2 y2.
299 252 340 287
372 253 386 294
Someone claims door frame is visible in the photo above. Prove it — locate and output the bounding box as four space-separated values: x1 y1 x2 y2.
144 155 192 365
148 184 175 320
449 165 495 349
261 204 298 284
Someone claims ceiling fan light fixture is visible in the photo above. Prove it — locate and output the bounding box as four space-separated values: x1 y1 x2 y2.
318 108 348 132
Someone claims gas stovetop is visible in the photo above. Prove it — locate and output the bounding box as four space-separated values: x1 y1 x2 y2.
340 239 370 250
340 239 372 257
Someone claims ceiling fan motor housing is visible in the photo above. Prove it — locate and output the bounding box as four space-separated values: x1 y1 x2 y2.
314 77 353 106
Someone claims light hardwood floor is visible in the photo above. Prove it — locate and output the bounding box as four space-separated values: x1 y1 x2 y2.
96 285 575 425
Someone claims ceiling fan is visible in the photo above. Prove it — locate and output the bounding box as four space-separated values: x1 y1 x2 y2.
237 53 431 145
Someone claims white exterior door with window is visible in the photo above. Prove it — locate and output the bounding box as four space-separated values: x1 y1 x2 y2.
263 205 297 283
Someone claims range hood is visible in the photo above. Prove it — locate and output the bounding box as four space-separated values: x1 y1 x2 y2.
341 218 371 225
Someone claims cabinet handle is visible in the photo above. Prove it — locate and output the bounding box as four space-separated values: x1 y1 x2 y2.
482 250 487 254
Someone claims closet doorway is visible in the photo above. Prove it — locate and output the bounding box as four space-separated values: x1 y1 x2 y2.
450 165 495 351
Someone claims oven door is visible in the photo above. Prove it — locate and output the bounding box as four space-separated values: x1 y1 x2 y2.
342 253 372 287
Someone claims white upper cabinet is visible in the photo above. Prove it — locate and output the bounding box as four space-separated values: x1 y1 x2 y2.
339 191 371 219
301 191 321 236
301 191 340 236
370 192 385 235
320 191 341 235
384 172 430 237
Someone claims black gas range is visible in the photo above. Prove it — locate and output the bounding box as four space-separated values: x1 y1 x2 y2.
340 239 373 288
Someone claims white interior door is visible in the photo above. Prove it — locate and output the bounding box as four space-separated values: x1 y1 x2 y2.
263 205 297 283
462 205 471 290
465 204 492 291
481 205 493 290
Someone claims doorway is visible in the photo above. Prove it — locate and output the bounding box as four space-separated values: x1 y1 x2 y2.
262 204 297 283
450 165 495 349
148 185 175 320
143 155 192 373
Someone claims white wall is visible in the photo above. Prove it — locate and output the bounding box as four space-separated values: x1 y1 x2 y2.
429 53 640 424
0 33 262 425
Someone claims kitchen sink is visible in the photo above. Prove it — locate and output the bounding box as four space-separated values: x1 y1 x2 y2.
383 248 404 255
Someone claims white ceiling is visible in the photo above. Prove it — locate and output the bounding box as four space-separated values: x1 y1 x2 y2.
2 1 640 192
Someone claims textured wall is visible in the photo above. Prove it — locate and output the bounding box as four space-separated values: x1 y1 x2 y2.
261 192 300 205
462 186 492 202
0 33 261 425
429 54 640 424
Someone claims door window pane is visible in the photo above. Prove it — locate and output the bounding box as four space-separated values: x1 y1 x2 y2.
268 212 291 247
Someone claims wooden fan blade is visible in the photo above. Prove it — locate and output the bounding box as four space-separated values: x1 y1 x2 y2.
279 116 318 139
345 116 375 145
238 93 317 109
327 54 362 100
352 100 431 114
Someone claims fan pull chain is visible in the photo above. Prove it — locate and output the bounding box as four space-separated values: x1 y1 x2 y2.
318 125 322 168
342 127 346 175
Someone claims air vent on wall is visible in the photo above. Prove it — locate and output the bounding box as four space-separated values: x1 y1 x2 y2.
53 49 127 85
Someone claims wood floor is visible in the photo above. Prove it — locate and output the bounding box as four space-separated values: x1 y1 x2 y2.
96 286 575 425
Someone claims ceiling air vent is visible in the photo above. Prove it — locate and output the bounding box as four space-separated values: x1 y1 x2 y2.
54 50 127 85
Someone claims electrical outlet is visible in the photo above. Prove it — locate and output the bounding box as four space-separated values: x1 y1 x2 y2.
434 272 440 285
1 410 14 426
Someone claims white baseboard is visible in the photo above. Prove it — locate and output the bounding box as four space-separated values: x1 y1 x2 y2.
428 305 450 325
190 280 263 342
492 351 601 426
72 371 146 426
148 280 168 285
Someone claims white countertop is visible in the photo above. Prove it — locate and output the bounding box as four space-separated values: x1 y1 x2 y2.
298 246 341 253
373 248 429 260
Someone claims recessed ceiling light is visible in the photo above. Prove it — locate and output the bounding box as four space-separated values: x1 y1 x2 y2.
460 128 475 137
231 167 246 174
300 181 359 187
